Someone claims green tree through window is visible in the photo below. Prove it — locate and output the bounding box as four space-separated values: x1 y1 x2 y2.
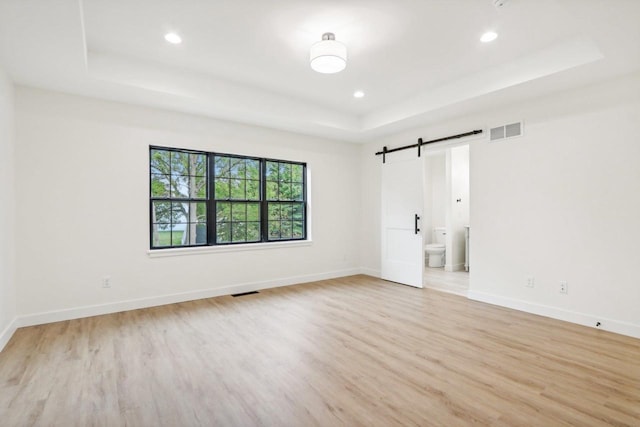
214 155 262 244
150 149 207 247
265 161 305 240
150 147 306 249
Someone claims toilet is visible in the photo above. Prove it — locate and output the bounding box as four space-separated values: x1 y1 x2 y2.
425 227 446 268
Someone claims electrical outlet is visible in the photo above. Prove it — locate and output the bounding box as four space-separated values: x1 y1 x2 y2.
559 281 568 294
526 276 535 288
102 276 111 288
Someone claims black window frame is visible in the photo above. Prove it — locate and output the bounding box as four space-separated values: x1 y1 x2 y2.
150 146 307 249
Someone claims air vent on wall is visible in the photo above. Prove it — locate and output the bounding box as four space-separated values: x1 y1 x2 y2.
489 121 523 142
231 291 259 297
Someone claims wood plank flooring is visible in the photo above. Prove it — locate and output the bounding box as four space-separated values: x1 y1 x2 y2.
1 275 639 426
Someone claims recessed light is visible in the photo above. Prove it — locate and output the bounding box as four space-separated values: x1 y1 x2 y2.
164 32 182 44
480 31 498 43
353 90 365 98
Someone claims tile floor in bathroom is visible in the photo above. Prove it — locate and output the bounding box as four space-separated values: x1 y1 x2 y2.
423 267 469 296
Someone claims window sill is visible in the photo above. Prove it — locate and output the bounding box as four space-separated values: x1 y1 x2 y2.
147 239 313 258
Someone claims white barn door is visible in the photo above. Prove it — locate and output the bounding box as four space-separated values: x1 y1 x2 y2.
381 149 424 288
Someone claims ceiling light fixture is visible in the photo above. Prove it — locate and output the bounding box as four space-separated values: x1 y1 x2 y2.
310 32 347 74
164 32 182 44
353 90 365 98
480 31 498 43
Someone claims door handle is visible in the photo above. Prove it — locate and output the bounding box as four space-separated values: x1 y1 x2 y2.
414 214 420 235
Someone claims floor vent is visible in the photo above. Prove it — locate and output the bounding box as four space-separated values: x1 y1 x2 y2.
231 291 259 297
489 121 523 142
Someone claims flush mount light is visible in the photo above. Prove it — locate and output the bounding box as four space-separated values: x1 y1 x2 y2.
353 90 365 98
164 32 182 44
480 31 498 43
310 32 347 74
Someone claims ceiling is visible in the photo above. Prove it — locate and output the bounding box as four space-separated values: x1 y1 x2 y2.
0 0 639 142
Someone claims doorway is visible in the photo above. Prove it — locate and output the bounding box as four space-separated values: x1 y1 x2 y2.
422 144 470 295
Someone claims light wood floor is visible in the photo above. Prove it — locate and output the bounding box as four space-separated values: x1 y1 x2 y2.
1 275 639 426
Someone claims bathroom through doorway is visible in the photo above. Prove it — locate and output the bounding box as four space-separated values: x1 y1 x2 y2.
422 144 470 295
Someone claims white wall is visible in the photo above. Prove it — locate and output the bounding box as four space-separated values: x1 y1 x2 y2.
421 157 433 247
429 154 446 231
358 146 381 277
422 153 446 245
8 73 640 338
446 145 469 271
359 72 640 337
0 67 16 349
14 87 361 322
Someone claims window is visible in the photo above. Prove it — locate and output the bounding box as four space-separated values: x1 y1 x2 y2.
265 161 305 240
213 155 261 244
150 147 306 249
150 148 208 248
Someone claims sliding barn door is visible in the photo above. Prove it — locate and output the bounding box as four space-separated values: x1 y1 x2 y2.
381 149 424 288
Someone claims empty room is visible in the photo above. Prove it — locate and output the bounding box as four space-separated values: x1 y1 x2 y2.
1 0 639 425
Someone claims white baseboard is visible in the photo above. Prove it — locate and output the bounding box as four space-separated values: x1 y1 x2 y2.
9 269 638 350
468 290 640 339
0 317 18 352
445 263 465 272
16 268 361 329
